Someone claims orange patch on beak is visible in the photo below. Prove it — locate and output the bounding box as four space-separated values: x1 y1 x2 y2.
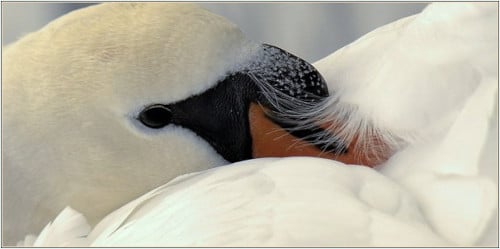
249 103 389 167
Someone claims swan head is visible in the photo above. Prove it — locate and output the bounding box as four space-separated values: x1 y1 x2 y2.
2 3 336 245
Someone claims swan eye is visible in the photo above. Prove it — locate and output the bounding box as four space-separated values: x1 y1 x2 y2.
138 104 173 129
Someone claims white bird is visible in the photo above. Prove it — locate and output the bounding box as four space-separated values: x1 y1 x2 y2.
3 3 337 246
7 2 499 247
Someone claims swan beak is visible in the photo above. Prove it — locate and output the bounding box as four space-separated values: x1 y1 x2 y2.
248 103 340 159
248 103 336 158
248 103 386 167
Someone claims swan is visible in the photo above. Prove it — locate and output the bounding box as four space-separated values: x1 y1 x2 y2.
2 3 336 245
9 2 499 247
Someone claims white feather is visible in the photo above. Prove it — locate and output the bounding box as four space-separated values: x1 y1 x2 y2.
18 207 91 247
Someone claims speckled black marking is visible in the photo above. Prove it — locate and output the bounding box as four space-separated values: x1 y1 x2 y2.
243 44 329 103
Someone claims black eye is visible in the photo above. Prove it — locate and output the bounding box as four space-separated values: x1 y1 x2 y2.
138 104 173 129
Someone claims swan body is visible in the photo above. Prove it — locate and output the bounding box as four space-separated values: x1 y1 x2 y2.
8 2 499 247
